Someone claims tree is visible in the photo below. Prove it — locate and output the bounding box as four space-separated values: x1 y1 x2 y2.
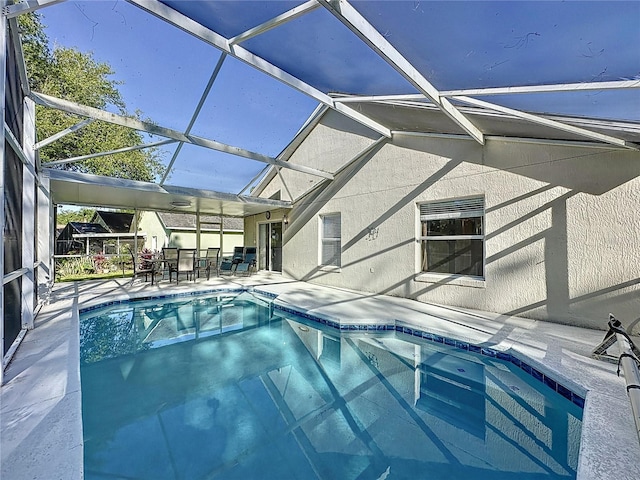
19 13 165 182
16 8 49 91
56 206 96 225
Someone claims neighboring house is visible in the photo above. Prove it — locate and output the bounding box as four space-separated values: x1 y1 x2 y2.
56 211 143 256
55 222 109 255
246 104 640 331
138 211 244 256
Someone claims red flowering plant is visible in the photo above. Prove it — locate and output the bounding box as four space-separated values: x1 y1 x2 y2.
139 248 154 270
93 252 108 272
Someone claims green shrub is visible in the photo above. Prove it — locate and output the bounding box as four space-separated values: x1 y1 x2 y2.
56 257 95 279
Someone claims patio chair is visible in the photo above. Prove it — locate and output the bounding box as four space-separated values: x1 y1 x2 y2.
162 247 178 280
235 247 257 276
232 246 244 264
220 246 244 275
196 247 220 280
130 251 154 283
219 257 235 275
171 248 197 283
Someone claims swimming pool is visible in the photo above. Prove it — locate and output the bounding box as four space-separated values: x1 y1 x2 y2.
80 290 583 479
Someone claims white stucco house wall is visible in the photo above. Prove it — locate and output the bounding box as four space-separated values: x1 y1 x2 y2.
245 104 640 332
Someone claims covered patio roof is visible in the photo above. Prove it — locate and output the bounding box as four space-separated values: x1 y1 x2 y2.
44 168 291 217
4 1 639 210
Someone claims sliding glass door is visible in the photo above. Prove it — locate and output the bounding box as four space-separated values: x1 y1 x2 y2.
258 222 282 272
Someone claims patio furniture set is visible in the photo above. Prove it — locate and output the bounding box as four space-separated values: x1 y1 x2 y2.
131 246 257 285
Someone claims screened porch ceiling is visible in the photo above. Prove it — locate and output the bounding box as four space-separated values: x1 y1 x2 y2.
7 0 640 217
44 168 291 217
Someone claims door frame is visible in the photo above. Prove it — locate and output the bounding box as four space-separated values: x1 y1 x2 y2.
257 220 284 272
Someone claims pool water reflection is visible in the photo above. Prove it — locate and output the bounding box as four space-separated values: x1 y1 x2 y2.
80 292 582 479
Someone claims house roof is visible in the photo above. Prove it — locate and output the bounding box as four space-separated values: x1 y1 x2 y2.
251 101 640 198
67 222 109 235
338 98 640 144
92 211 134 233
156 212 244 231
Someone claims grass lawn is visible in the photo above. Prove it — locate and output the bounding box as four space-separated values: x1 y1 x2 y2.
57 270 134 282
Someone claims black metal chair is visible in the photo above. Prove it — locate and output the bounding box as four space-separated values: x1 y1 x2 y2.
130 251 154 283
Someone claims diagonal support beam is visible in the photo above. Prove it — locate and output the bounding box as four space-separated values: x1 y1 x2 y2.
228 0 320 45
30 91 335 179
161 53 226 185
4 122 36 178
238 164 270 196
31 90 194 141
125 0 391 138
336 80 640 104
336 94 426 103
284 136 388 241
34 118 94 150
42 139 177 167
318 0 484 144
7 17 30 95
2 0 66 18
275 167 294 202
454 95 639 150
441 79 640 97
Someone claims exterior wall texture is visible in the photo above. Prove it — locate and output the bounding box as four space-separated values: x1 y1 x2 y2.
137 212 243 256
167 231 243 254
137 212 169 251
244 208 288 247
260 110 640 331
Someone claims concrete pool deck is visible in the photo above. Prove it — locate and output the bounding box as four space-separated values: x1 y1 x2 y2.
1 274 639 479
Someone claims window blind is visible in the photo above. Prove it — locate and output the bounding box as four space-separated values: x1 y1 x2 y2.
420 197 484 220
322 213 341 239
321 214 341 267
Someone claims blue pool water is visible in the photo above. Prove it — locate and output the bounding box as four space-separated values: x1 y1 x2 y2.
80 291 582 480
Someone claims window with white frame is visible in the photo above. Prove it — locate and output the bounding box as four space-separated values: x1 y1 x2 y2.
419 197 484 278
320 213 341 267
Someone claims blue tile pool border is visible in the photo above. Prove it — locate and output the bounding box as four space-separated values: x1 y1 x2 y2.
266 292 586 409
79 286 585 409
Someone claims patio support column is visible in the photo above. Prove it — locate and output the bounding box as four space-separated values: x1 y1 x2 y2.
21 97 35 330
53 202 57 255
133 208 138 254
196 211 201 255
0 4 7 383
219 216 224 258
37 175 52 293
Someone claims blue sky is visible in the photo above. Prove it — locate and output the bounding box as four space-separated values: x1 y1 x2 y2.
39 1 640 193
40 1 319 192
